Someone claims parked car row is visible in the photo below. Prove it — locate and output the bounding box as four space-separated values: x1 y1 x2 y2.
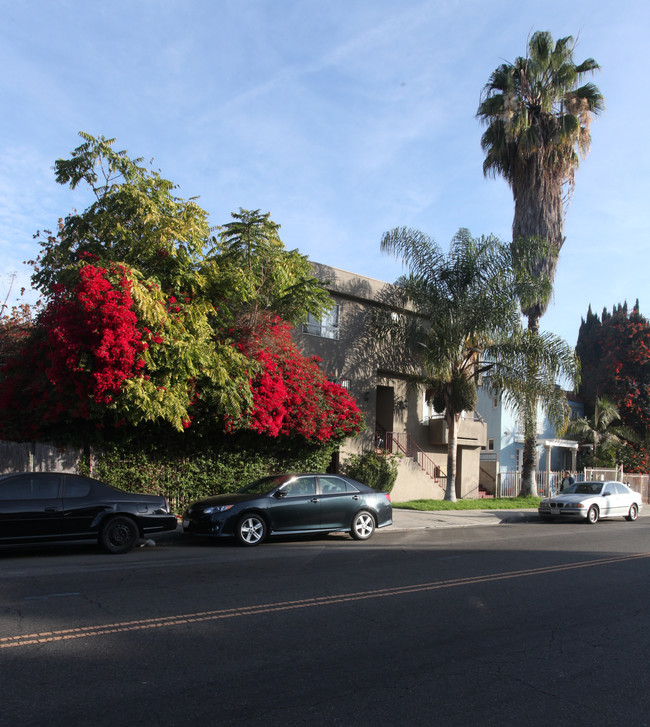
2 473 644 554
0 472 393 553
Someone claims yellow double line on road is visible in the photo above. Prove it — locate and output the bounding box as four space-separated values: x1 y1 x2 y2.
3 552 648 650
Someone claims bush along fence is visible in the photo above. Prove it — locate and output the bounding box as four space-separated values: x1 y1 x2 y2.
0 438 339 514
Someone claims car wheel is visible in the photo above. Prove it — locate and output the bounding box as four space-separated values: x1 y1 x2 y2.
626 503 639 522
586 506 599 525
350 510 375 541
100 516 139 554
236 514 267 546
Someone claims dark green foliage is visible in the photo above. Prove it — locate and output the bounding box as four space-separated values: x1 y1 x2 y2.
575 302 650 471
93 435 337 514
341 450 399 493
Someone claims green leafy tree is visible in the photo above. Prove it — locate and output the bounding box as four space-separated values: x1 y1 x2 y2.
22 133 249 435
33 132 210 296
207 209 332 331
477 31 603 494
3 133 343 447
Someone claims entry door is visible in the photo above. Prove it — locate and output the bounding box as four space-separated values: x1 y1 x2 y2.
376 385 394 448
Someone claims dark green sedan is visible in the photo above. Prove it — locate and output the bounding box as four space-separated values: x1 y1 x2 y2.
182 473 393 546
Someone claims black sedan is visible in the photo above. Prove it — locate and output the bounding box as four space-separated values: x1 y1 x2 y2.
183 473 393 546
0 472 178 554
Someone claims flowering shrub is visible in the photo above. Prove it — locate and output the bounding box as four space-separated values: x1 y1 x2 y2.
7 135 347 453
0 303 38 368
225 316 363 443
49 264 146 406
0 264 148 439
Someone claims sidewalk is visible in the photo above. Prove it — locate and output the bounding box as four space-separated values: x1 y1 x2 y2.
391 507 539 530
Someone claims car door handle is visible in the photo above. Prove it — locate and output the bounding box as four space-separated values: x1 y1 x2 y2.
352 495 360 500
44 507 59 513
310 498 320 503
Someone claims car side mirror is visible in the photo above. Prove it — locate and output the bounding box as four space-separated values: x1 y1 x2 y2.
275 490 288 499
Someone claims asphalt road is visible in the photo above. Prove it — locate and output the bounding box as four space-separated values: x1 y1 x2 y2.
2 518 650 727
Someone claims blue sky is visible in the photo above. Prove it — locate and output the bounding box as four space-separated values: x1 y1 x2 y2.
1 0 648 347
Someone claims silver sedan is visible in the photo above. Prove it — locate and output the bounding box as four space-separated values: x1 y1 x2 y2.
538 480 643 524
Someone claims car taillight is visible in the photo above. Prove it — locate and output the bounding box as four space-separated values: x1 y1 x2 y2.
384 493 391 502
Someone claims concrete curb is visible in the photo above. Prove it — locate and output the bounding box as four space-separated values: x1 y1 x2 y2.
390 508 539 531
390 508 649 531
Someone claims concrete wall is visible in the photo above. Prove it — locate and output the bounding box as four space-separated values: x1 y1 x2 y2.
0 441 83 474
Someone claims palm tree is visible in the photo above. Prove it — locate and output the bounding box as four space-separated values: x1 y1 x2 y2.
477 30 603 495
566 396 637 465
376 227 575 501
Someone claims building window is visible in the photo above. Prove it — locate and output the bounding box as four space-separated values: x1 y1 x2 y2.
303 305 339 339
328 378 349 390
488 438 494 451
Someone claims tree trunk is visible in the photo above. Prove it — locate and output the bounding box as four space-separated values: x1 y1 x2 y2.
520 313 540 497
444 411 460 502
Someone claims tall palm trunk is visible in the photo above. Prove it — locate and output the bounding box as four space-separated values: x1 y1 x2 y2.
520 313 540 496
444 410 460 502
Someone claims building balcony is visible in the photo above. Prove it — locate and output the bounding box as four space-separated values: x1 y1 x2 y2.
428 414 487 448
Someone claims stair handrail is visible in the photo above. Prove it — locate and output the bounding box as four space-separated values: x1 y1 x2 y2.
383 432 446 491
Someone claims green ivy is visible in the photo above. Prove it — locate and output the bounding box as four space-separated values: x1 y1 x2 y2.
93 436 337 514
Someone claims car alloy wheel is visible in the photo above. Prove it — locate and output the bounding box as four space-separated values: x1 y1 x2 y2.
626 503 639 522
586 506 599 525
236 514 267 546
350 510 375 540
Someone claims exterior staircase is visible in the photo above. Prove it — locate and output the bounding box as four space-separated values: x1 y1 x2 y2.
379 431 446 492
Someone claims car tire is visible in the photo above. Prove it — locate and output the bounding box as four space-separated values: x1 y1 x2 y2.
625 503 639 522
236 513 267 546
586 506 599 525
350 510 375 541
100 516 139 554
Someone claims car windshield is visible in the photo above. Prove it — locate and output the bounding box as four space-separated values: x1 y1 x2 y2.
574 483 604 495
237 476 288 495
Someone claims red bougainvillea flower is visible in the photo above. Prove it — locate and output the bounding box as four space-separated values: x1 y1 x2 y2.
224 315 362 443
0 263 149 438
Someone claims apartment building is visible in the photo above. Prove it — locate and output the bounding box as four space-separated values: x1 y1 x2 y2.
293 262 487 501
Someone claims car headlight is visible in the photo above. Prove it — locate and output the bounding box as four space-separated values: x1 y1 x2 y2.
204 505 234 514
566 502 584 509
